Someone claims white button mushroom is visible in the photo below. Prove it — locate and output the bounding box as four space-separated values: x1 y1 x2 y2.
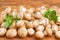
18 6 26 20
24 13 31 20
12 9 17 18
39 17 49 26
52 24 58 33
46 27 53 36
27 28 35 36
40 6 47 9
55 31 60 38
35 31 44 39
5 7 11 13
40 9 47 14
0 11 6 24
39 17 45 25
40 6 47 14
19 6 27 13
25 21 34 28
33 20 39 28
18 27 27 38
17 12 24 19
36 6 46 12
16 20 25 28
35 25 44 31
17 13 21 19
0 11 6 19
0 28 6 36
27 7 35 13
6 29 17 38
34 12 42 19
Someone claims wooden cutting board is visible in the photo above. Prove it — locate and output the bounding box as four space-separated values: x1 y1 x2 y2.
0 0 60 40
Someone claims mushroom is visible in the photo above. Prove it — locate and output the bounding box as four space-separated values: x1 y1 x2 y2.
6 29 17 38
25 21 34 28
17 12 24 20
12 9 18 18
19 6 27 13
39 17 49 26
24 13 32 20
0 28 6 36
27 7 35 13
40 6 47 9
35 25 44 31
55 31 60 38
40 6 47 14
0 11 6 19
36 6 47 12
27 28 35 36
18 27 27 38
34 12 42 19
46 27 53 36
35 31 44 39
5 7 11 13
33 20 39 28
18 6 27 19
52 24 58 33
0 11 6 24
16 20 25 28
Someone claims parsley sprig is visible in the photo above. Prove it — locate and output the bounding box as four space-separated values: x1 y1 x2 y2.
4 15 20 28
44 9 58 22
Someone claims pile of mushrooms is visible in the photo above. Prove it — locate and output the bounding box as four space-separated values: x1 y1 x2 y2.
0 5 60 39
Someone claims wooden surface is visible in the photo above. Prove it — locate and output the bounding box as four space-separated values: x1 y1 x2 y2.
0 0 60 40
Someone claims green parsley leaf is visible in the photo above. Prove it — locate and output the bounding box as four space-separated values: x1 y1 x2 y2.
4 15 14 28
44 9 58 22
6 15 14 21
15 18 20 22
4 22 10 28
4 15 20 28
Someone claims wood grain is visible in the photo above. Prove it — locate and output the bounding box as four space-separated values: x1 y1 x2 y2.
0 0 60 40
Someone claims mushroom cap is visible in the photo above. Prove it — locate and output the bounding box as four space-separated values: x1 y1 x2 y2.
35 25 44 31
0 28 6 36
16 20 24 28
6 29 17 38
18 27 27 38
27 28 35 36
35 31 44 38
55 31 60 38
